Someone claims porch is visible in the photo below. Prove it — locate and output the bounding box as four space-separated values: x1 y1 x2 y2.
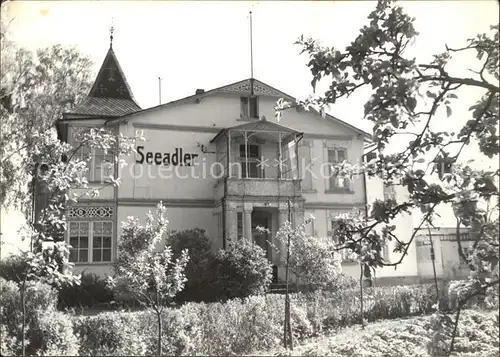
209 117 304 182
210 118 306 282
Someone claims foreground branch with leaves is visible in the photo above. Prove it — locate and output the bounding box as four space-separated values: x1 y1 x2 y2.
275 0 499 354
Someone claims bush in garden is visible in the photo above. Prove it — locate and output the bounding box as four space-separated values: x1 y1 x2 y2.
325 273 358 295
169 228 217 302
0 324 20 356
0 277 57 333
0 256 29 283
137 308 204 356
73 312 148 356
210 238 273 301
0 277 78 356
29 309 79 356
58 272 114 309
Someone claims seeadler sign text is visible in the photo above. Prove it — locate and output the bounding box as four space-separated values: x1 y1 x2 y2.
136 146 199 166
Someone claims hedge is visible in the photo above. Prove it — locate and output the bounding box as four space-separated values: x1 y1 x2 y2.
2 279 486 356
73 283 450 356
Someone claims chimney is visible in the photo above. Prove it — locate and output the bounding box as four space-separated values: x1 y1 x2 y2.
195 89 205 95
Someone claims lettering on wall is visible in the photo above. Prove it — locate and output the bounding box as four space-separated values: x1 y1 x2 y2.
136 146 199 166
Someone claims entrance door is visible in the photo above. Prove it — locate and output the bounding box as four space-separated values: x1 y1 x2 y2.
252 210 272 261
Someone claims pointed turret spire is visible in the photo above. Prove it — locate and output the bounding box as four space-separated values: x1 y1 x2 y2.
63 23 141 118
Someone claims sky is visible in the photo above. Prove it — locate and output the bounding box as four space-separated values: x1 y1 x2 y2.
3 0 499 134
1 0 499 257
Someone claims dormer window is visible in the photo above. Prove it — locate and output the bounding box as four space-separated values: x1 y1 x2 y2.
240 96 259 119
434 156 454 179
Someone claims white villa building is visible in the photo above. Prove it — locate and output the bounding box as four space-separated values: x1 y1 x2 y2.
33 40 475 285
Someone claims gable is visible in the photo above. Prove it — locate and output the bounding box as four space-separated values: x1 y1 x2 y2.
112 78 370 140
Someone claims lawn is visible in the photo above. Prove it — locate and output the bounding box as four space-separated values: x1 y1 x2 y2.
254 309 499 357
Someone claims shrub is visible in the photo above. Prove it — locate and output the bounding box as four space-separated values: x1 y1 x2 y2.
0 324 20 356
325 273 358 295
137 308 204 356
58 272 114 309
169 228 217 302
29 309 79 356
211 238 273 300
74 312 148 356
0 277 76 355
0 256 29 283
0 277 57 333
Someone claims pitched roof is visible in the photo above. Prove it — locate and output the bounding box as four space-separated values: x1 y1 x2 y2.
65 97 140 117
64 47 141 118
210 117 301 143
108 78 371 140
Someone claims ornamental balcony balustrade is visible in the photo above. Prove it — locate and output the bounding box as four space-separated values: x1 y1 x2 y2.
210 117 303 200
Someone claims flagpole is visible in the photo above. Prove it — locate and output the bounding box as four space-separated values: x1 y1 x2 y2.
249 10 254 97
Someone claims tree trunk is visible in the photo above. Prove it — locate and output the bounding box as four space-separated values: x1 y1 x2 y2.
283 244 290 349
21 279 26 356
360 264 365 330
157 311 162 356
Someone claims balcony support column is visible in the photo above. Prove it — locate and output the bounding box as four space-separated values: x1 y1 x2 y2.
227 130 231 178
277 133 282 179
277 208 288 265
244 209 253 241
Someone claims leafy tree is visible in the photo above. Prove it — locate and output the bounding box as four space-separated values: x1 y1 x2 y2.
1 7 140 355
108 203 190 357
275 0 498 354
266 215 342 349
274 218 342 291
1 9 138 247
1 13 94 211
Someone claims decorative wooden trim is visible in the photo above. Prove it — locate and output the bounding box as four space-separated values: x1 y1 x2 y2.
118 198 215 208
133 122 222 133
68 205 115 219
304 134 353 141
304 202 364 210
324 189 355 195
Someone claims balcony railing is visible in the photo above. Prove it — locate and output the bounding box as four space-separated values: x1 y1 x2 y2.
214 178 301 200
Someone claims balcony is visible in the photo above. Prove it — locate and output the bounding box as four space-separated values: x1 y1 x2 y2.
215 178 301 200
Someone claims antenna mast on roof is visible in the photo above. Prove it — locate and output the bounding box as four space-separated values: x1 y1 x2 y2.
158 77 162 105
249 10 254 97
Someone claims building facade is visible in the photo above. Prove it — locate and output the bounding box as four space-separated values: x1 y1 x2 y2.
53 42 426 283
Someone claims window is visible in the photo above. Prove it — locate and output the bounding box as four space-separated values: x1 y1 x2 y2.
240 144 263 178
364 151 377 163
69 221 112 263
240 96 259 118
237 212 243 239
329 218 354 262
240 144 259 158
383 184 396 200
327 148 351 191
69 222 89 263
435 158 453 179
416 240 430 262
299 140 313 190
76 146 114 182
382 244 390 262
